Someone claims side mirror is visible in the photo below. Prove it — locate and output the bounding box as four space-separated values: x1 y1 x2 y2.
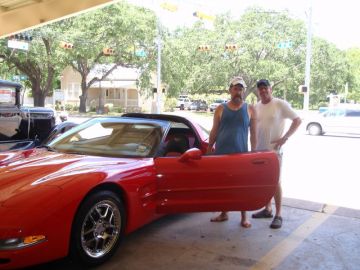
179 148 202 162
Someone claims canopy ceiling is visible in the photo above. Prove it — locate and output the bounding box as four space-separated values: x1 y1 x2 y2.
0 0 117 38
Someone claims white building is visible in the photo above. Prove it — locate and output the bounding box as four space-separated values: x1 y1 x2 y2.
60 65 142 111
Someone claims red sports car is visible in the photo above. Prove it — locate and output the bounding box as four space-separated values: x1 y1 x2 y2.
0 114 279 269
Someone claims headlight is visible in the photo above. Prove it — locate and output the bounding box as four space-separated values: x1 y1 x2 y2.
0 235 46 250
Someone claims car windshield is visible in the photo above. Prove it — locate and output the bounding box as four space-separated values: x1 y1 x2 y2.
323 109 346 117
48 118 163 158
214 99 226 103
0 87 16 106
198 124 210 136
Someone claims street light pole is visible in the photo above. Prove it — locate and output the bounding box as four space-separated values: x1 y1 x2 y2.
152 1 183 113
156 23 162 114
303 4 312 111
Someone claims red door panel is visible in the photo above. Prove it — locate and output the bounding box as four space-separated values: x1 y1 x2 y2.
154 151 279 213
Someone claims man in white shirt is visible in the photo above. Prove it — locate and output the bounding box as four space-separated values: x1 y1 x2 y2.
252 79 302 229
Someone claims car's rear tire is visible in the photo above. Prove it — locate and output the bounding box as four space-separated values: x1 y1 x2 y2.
308 123 322 136
180 104 184 110
70 190 125 267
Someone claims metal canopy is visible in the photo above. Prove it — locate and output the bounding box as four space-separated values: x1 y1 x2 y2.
0 0 117 38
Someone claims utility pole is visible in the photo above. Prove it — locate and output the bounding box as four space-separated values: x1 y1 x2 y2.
303 4 312 111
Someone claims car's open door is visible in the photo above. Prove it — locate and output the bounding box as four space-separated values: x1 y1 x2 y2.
154 148 280 213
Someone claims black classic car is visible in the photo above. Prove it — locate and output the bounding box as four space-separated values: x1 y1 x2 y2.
0 79 76 151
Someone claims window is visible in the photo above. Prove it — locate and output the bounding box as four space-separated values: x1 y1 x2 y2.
346 110 360 117
0 87 15 105
325 109 345 117
68 83 80 98
49 119 162 157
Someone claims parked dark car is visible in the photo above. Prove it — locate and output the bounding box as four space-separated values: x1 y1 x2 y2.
189 100 208 111
209 99 227 112
0 79 75 151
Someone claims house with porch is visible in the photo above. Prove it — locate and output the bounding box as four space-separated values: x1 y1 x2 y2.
60 65 143 112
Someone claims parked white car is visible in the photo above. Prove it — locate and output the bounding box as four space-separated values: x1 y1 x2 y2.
305 107 360 135
209 99 227 112
176 97 192 110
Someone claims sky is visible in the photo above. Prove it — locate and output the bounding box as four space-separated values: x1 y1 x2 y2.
128 0 360 50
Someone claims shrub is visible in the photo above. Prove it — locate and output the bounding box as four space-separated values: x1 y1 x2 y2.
104 103 114 112
164 97 177 112
114 107 123 113
65 104 73 111
317 102 328 109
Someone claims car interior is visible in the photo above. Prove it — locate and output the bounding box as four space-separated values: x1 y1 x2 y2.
162 125 199 157
121 114 206 157
164 133 190 156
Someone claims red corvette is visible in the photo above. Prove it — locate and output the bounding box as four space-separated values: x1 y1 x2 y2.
0 114 279 269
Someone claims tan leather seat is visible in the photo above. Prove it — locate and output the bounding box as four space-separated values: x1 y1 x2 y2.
164 134 189 156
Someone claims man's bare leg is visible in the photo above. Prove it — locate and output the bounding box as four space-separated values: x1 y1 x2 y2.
210 211 228 222
265 200 272 212
241 211 251 228
269 183 283 229
251 200 273 218
274 183 282 217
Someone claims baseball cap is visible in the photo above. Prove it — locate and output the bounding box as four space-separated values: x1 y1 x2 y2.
256 79 271 88
229 77 247 88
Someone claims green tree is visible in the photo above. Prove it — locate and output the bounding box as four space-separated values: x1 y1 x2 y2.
162 7 307 107
310 37 349 108
162 7 351 109
0 25 66 106
0 58 13 80
59 2 157 112
345 48 360 102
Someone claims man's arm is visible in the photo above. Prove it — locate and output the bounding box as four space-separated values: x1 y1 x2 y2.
282 117 302 140
207 105 223 154
248 104 257 151
274 116 302 148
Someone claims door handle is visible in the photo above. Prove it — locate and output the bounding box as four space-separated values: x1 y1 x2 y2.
252 159 267 165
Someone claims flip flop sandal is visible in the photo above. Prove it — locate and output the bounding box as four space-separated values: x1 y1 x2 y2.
210 215 228 222
241 221 252 228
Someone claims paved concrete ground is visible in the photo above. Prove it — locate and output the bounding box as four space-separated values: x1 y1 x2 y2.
31 198 360 270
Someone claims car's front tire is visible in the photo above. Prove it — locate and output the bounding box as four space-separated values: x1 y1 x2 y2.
308 123 322 136
70 190 125 267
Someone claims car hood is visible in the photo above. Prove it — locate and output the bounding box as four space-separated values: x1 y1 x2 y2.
0 149 141 206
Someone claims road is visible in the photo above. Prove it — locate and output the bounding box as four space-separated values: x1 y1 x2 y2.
68 111 360 210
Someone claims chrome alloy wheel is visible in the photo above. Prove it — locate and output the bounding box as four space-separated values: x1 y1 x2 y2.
80 200 121 258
